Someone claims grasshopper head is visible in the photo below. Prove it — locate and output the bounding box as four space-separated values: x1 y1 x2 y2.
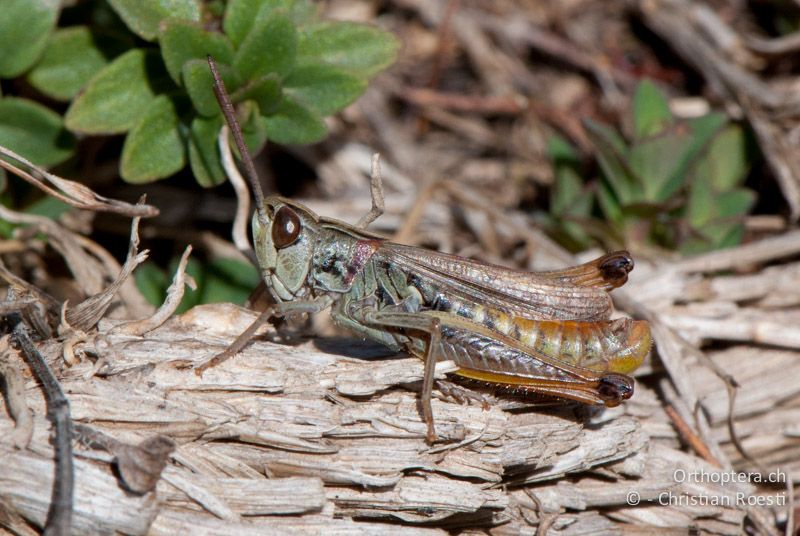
251 198 318 302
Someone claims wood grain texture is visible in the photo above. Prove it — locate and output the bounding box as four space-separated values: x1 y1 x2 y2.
2 287 790 535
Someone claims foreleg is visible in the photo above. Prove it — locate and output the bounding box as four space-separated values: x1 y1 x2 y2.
192 297 332 373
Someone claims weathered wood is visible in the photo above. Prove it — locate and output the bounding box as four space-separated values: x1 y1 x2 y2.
2 285 790 535
0 304 659 534
0 419 157 535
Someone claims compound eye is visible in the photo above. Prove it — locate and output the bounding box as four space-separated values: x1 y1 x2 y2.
272 206 301 248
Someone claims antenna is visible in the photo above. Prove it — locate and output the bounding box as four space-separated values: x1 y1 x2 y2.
207 55 267 222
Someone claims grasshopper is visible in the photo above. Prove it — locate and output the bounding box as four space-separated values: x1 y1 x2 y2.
197 58 651 442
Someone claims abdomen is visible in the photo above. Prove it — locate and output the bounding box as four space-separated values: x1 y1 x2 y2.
431 297 650 374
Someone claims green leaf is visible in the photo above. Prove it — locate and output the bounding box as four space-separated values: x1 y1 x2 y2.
208 257 260 288
120 95 186 183
632 79 672 139
551 166 585 216
684 187 753 253
107 0 200 41
202 257 260 304
688 111 728 142
585 119 638 205
547 135 579 165
233 11 297 80
696 125 749 191
628 129 695 203
224 0 317 48
171 255 259 310
183 59 240 117
65 49 172 134
649 113 727 202
0 204 13 237
265 95 326 144
239 100 270 154
687 129 752 229
545 136 596 251
25 196 72 219
597 181 623 225
716 188 755 218
135 262 168 306
712 223 745 250
232 73 282 115
202 99 269 160
224 0 294 47
188 115 226 187
682 221 744 255
160 20 234 84
686 165 713 227
0 0 59 77
27 27 122 102
0 98 75 167
175 256 203 313
552 185 594 249
284 63 366 115
297 22 399 78
548 136 586 216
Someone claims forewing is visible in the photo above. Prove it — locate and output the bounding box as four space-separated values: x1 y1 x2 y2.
381 243 617 321
534 250 634 289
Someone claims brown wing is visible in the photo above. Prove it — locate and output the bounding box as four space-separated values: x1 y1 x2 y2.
534 251 633 289
379 244 630 321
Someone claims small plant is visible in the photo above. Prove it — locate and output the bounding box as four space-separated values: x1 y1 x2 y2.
547 80 755 254
0 1 74 185
0 0 398 309
136 255 261 313
0 0 398 185
544 135 596 251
